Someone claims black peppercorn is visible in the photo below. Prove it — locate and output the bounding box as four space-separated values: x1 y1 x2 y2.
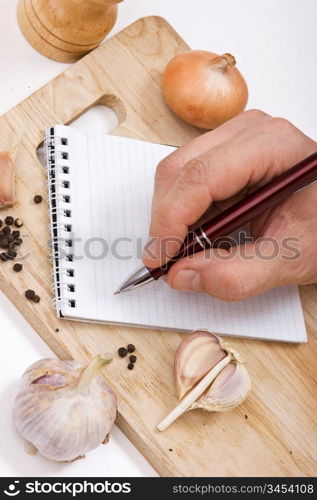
127 344 135 353
2 226 10 235
34 195 43 204
25 289 35 300
0 237 8 249
4 216 14 225
129 355 137 364
12 230 20 239
7 249 17 259
13 263 23 272
33 295 40 303
127 363 134 370
118 347 128 358
14 218 23 228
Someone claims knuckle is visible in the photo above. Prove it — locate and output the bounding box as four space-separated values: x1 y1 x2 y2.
180 158 209 189
244 109 269 120
269 117 295 135
155 158 178 184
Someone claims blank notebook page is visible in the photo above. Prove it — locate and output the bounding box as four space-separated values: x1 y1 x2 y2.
47 125 307 342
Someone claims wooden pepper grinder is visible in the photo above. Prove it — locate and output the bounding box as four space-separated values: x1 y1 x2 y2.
17 0 123 63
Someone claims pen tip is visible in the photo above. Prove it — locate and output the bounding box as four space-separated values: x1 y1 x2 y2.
114 289 121 295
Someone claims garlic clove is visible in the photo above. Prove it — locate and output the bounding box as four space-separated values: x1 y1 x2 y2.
191 362 251 412
0 150 15 208
158 331 251 432
32 372 68 387
158 354 232 431
175 330 227 400
24 439 38 456
13 354 117 462
174 331 244 397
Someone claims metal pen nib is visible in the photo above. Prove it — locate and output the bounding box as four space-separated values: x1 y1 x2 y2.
114 264 154 294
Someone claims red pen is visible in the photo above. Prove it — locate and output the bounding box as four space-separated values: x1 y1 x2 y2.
115 151 317 294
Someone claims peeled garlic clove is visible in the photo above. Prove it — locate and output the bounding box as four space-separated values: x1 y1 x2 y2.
191 362 251 412
175 330 227 400
13 355 117 462
0 150 15 208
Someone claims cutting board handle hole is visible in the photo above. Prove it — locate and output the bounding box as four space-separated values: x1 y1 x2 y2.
36 98 125 167
67 102 120 135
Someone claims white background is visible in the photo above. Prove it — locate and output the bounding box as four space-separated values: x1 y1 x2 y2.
0 0 316 477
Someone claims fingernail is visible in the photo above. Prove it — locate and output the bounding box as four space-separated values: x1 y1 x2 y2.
172 270 201 292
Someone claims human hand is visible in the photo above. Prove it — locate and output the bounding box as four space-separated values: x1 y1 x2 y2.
143 110 317 300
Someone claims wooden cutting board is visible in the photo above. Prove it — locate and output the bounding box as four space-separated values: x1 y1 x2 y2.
0 16 316 477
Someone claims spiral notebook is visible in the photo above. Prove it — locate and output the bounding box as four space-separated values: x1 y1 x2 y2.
45 125 307 342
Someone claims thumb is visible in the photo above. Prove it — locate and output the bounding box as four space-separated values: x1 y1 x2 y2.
167 243 290 301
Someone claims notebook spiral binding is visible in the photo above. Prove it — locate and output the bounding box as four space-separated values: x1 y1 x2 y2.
45 127 76 315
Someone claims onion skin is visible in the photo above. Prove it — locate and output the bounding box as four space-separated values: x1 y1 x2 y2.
162 50 248 129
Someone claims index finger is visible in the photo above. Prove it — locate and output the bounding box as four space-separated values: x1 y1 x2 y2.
152 109 270 214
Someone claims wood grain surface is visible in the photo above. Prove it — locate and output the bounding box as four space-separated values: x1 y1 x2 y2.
0 16 316 477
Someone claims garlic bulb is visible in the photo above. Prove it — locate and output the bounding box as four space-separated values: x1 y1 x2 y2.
13 355 117 462
158 331 250 431
0 150 15 208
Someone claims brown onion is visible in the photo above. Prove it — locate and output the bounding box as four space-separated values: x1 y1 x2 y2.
162 50 248 129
